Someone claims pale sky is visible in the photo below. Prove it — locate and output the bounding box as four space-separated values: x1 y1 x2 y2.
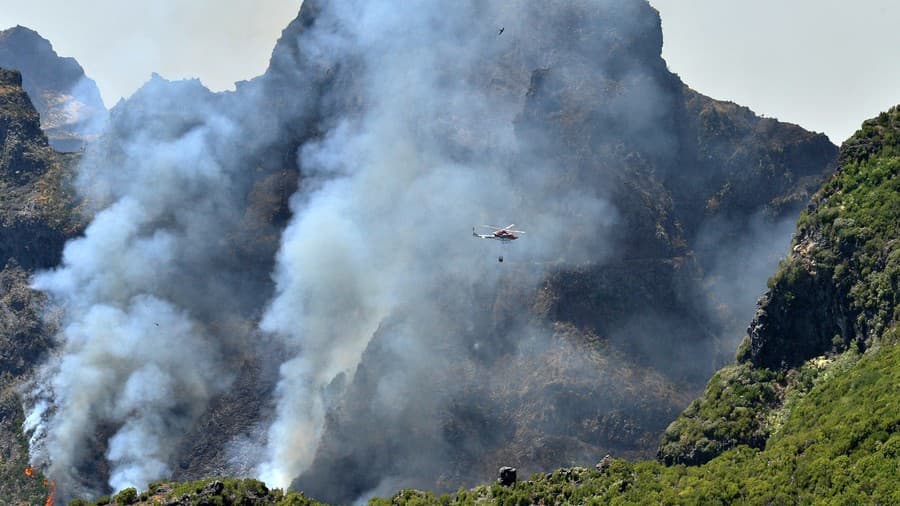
650 0 900 143
1 1 898 143
0 0 301 105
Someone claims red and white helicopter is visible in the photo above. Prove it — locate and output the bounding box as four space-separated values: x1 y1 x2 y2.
472 224 526 242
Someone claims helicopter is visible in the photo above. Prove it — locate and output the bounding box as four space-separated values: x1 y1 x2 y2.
472 224 525 242
473 224 525 262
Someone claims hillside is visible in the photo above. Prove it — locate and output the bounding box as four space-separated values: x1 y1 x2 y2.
659 106 900 467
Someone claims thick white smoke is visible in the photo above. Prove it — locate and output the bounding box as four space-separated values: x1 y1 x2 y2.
23 76 288 497
255 0 619 487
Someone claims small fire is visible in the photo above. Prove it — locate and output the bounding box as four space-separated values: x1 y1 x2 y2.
23 466 54 506
44 480 56 506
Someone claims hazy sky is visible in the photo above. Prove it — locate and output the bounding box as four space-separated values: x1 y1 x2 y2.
0 0 898 143
0 0 301 104
650 0 900 143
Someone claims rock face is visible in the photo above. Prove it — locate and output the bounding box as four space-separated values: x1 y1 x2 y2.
0 26 107 151
0 68 77 266
742 109 900 368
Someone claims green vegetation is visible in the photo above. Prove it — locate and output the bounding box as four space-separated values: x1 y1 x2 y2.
798 108 900 337
113 487 138 505
765 106 900 347
659 345 865 467
74 478 327 505
657 364 780 465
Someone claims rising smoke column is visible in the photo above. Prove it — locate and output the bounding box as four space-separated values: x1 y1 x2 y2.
22 73 306 498
255 0 624 488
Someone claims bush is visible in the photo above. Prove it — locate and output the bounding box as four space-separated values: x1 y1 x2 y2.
113 487 138 505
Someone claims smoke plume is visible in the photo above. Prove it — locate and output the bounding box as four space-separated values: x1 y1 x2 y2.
23 72 302 498
252 0 642 488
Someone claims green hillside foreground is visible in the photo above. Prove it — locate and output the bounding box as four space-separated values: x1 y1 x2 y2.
656 107 900 470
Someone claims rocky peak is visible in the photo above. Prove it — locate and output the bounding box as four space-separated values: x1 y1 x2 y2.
0 25 107 151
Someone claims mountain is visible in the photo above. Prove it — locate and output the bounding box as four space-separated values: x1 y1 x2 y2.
0 67 79 505
0 26 107 151
2 1 842 503
285 1 836 501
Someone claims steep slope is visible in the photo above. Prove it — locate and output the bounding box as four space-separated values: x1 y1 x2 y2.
0 26 107 151
0 68 79 505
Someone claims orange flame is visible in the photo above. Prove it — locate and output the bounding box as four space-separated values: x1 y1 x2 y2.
24 466 35 478
44 480 56 506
